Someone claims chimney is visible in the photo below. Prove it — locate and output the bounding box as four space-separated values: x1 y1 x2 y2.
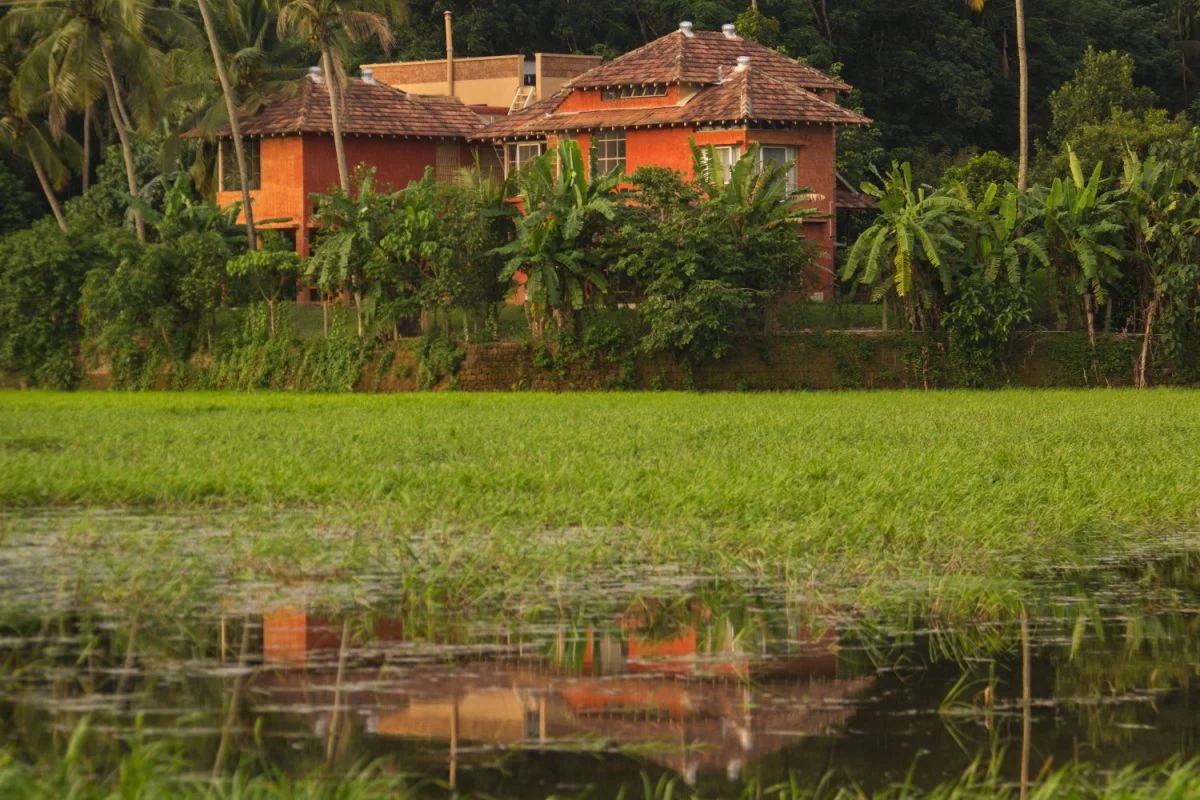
444 10 455 97
722 23 739 39
360 67 375 84
679 20 694 37
308 65 323 84
735 55 751 72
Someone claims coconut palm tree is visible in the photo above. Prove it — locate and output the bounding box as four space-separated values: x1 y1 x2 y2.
167 1 305 197
966 0 1028 190
272 0 403 192
0 44 78 231
172 0 307 133
0 100 79 232
4 0 196 243
194 0 257 250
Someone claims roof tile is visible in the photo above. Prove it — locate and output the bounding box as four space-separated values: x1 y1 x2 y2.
471 65 869 140
206 77 484 139
568 30 850 92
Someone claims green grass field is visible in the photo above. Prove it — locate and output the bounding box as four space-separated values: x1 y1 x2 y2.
2 390 1198 587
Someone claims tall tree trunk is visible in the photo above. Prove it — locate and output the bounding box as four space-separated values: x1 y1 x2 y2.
1137 294 1158 389
1089 291 1099 347
82 103 92 192
197 0 257 251
1015 0 1029 190
1084 292 1096 349
104 50 136 134
353 288 364 338
322 49 350 191
103 53 145 244
27 144 68 232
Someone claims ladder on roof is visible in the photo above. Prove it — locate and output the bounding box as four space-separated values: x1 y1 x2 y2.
509 85 536 113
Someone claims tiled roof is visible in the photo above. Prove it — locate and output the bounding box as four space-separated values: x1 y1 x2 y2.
469 94 565 139
567 30 850 92
683 68 868 125
202 76 484 139
470 65 868 140
836 188 877 210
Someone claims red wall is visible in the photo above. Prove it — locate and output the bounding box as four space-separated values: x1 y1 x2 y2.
750 126 838 297
218 134 478 260
557 85 688 112
216 137 306 236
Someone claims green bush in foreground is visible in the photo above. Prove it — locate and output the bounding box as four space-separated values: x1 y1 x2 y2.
3 721 1198 799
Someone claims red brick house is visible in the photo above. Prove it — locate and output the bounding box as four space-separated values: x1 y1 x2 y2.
209 68 484 260
472 22 870 297
203 22 869 301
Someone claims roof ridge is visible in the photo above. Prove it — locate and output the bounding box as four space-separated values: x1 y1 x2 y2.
674 30 686 84
297 77 318 132
741 68 752 118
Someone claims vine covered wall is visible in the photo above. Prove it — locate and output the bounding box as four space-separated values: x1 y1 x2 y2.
45 332 1163 393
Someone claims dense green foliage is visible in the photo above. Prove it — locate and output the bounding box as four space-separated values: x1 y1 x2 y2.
843 122 1200 385
0 219 99 388
3 1 1200 387
0 136 825 387
613 146 819 362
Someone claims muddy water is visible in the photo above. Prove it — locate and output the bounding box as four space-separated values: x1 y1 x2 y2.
1 521 1198 797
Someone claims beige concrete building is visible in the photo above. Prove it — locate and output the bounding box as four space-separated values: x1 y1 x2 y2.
363 53 603 115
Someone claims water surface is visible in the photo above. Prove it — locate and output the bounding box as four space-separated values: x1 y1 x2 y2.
1 514 1198 796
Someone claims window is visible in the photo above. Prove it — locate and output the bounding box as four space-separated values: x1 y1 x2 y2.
505 141 546 176
758 145 797 191
435 142 461 184
699 145 740 183
601 84 668 101
524 709 540 740
220 138 261 192
592 130 626 176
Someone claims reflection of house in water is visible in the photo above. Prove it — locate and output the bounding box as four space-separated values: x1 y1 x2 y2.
256 604 872 785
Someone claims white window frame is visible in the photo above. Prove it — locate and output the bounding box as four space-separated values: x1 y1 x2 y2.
504 141 546 176
701 145 741 183
758 145 797 191
601 85 668 101
592 129 626 176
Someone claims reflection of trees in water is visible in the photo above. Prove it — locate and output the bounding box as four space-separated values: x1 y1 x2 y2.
2 556 1199 794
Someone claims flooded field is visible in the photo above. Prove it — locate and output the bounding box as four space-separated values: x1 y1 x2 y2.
1 514 1198 797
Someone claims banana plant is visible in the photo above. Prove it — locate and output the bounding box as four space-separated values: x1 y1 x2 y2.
1033 149 1124 344
308 166 396 338
499 139 620 337
842 161 968 331
959 182 1049 287
691 142 821 236
1116 149 1200 386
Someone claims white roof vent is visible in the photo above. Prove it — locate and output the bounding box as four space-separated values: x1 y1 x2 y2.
308 65 323 84
735 55 751 71
722 23 739 39
360 67 375 84
679 20 694 37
